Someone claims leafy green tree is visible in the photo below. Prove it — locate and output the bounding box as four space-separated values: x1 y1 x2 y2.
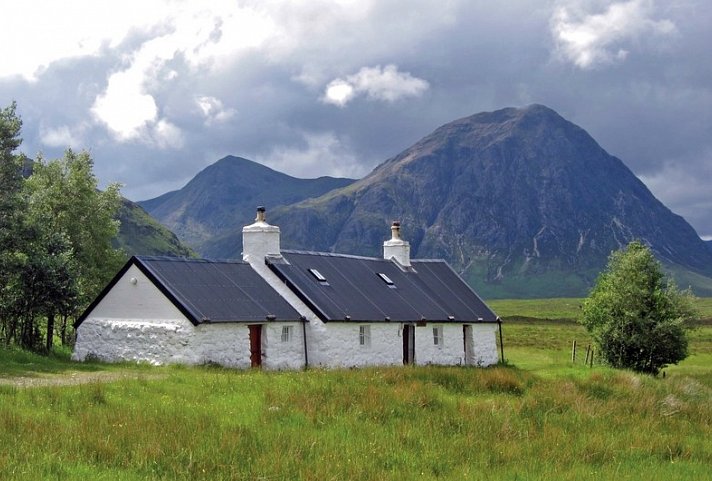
581 241 696 375
10 228 78 351
26 149 125 344
0 102 28 345
2 101 125 351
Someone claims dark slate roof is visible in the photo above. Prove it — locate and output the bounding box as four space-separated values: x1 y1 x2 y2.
76 256 303 327
267 251 498 323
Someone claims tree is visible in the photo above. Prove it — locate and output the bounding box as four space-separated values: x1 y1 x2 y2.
9 228 78 351
26 149 125 346
0 102 29 345
2 101 125 351
581 241 696 375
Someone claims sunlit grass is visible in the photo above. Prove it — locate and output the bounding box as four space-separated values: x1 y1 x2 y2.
489 297 712 322
1 360 711 480
1 313 711 480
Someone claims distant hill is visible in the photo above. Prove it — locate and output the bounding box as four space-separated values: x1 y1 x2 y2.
114 198 194 257
264 105 712 298
139 155 354 255
138 107 712 298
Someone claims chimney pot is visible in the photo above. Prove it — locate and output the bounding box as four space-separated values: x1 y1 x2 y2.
383 220 411 267
391 221 401 240
256 206 266 222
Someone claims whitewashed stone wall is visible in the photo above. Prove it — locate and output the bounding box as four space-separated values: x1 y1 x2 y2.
73 265 307 369
411 323 499 367
309 323 403 368
415 324 462 366
470 323 499 366
303 321 499 368
73 318 196 365
74 317 306 369
261 323 306 370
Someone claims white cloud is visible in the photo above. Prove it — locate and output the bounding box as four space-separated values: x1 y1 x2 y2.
39 123 88 149
1 1 278 81
322 64 429 107
323 81 356 107
551 0 676 69
196 96 236 125
88 2 275 145
258 131 366 179
91 68 159 141
152 119 184 150
0 1 170 81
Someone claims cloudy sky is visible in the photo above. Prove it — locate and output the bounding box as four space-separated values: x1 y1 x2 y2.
2 0 711 238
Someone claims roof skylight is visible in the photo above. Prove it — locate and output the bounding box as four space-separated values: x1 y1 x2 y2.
377 272 395 286
308 268 327 282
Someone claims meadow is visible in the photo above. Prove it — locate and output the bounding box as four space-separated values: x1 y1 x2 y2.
1 300 711 480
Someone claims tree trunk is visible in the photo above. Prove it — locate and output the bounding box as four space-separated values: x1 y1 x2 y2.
46 312 55 352
60 315 68 345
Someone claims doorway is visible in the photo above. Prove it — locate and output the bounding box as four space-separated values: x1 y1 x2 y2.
403 324 415 365
248 324 263 368
463 325 474 365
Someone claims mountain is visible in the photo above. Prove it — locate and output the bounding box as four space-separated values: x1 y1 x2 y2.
20 160 190 258
139 155 354 254
257 105 712 298
114 198 194 257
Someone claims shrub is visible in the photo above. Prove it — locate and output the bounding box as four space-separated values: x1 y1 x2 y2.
581 241 696 375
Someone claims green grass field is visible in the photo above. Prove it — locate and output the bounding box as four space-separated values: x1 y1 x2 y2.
489 297 712 322
1 300 711 480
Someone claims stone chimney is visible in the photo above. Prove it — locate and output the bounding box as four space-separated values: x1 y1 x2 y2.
242 206 281 263
383 221 411 267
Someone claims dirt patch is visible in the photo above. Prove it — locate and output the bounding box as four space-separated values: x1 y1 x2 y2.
0 371 166 388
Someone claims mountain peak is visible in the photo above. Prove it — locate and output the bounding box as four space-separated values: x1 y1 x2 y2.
273 105 712 297
139 157 354 252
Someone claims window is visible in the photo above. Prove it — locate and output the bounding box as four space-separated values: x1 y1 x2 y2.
308 268 329 285
359 325 371 347
308 268 326 281
281 326 292 343
433 326 444 347
377 272 396 288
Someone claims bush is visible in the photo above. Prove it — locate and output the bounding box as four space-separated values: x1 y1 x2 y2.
581 241 696 375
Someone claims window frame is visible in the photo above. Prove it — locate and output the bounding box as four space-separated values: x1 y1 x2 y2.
281 325 293 343
359 325 371 347
432 325 444 347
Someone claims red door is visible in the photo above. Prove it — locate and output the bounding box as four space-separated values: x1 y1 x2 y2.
249 325 262 368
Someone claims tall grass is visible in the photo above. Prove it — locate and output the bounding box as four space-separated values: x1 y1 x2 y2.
1 361 711 480
2 310 711 480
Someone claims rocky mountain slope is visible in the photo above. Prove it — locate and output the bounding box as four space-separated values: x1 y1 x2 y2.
137 106 712 298
261 105 712 297
139 155 354 254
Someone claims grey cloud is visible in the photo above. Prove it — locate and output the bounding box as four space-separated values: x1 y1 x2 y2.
2 0 711 238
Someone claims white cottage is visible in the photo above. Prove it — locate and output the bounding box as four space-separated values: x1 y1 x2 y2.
74 207 502 368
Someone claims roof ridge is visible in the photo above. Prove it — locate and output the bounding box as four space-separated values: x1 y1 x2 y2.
281 249 383 261
135 255 247 265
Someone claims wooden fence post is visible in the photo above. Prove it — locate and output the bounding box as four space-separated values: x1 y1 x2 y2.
571 340 577 362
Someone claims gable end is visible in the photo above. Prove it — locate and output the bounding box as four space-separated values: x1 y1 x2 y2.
74 257 201 328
